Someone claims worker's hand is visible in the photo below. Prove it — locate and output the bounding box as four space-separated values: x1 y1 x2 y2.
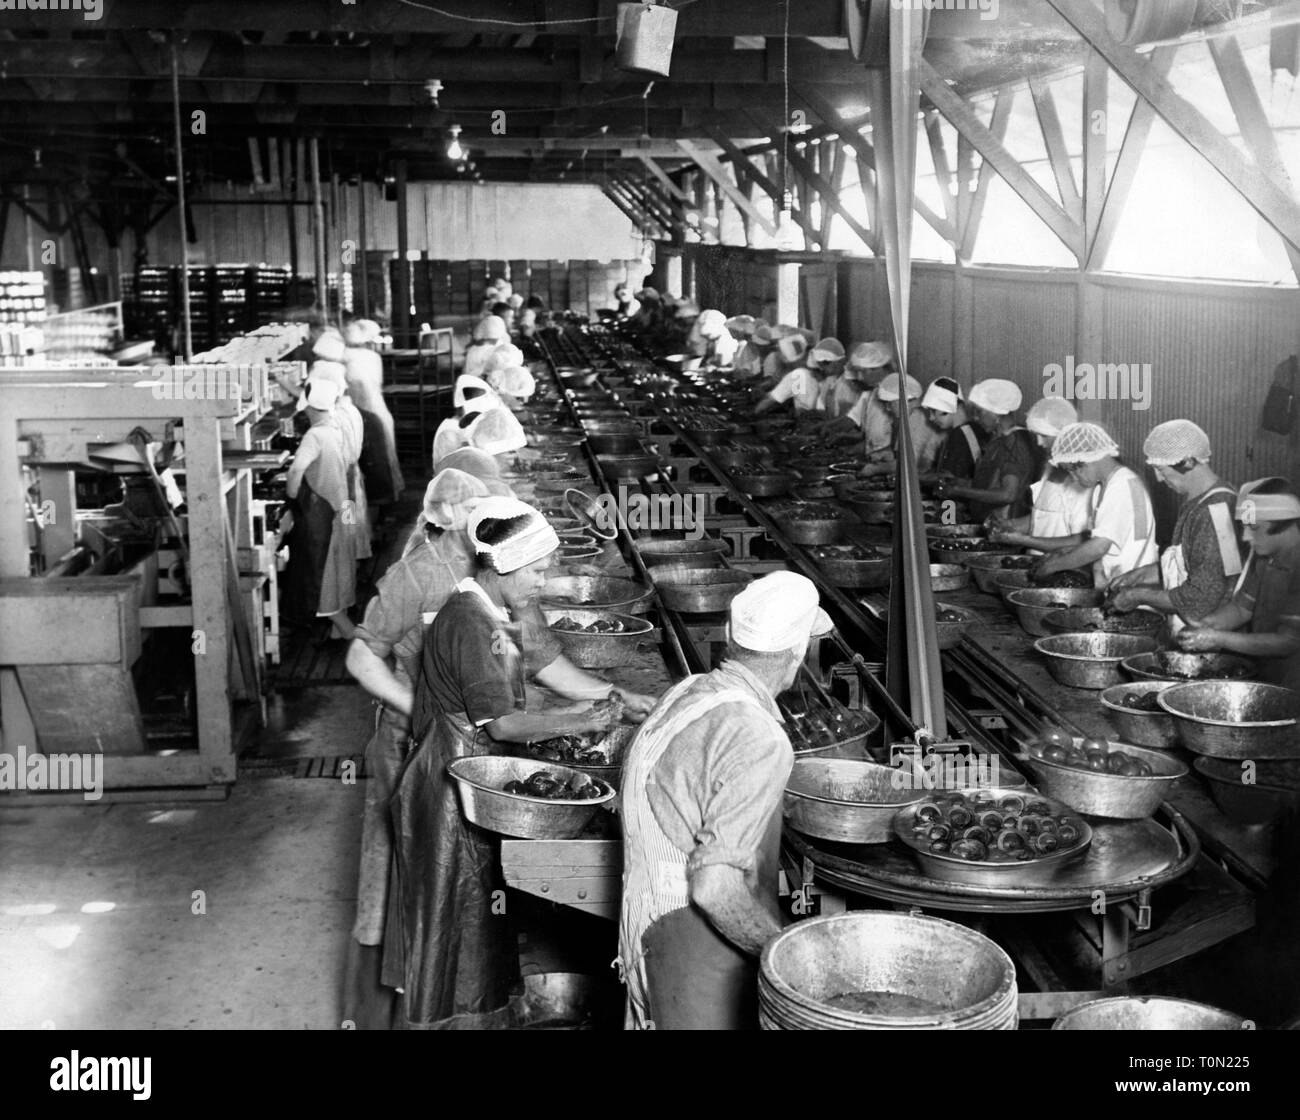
1106 569 1144 592
987 525 1021 546
612 688 657 723
1108 588 1142 613
1177 628 1224 652
1028 558 1055 585
582 696 623 732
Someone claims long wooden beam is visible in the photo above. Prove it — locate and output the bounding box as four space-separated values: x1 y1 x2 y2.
1086 46 1175 270
1028 74 1083 225
1045 0 1300 254
633 154 693 205
1082 50 1108 258
1208 34 1300 280
920 60 1083 260
779 137 875 252
676 139 778 238
700 125 821 245
797 86 955 246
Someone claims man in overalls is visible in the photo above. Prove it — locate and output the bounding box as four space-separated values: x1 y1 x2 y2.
1107 420 1242 633
618 572 833 1030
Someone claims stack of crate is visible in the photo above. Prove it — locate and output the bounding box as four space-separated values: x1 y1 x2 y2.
448 259 472 317
508 260 529 292
249 266 291 326
466 259 488 311
215 265 251 339
186 266 216 351
124 266 174 349
411 254 434 325
426 259 451 320
547 264 569 311
568 261 590 319
526 260 550 307
487 260 508 289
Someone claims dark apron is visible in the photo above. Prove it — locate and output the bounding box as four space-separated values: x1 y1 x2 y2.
642 906 759 1030
385 707 519 1029
280 475 334 627
357 407 400 505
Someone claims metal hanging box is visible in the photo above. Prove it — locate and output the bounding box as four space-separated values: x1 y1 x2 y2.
615 3 678 78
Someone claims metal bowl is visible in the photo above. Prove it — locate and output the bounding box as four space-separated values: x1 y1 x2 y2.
731 470 798 498
1157 680 1300 759
926 523 985 539
994 568 1033 601
784 759 925 844
1121 650 1258 683
636 537 729 569
447 756 614 840
1052 996 1251 1031
962 551 1025 594
894 787 1093 888
759 912 1019 1030
518 724 638 788
650 567 753 613
929 539 1007 566
683 423 734 446
1008 587 1105 638
596 452 660 480
1099 682 1180 749
930 564 971 592
1193 757 1300 826
557 543 602 564
771 503 848 546
1024 739 1187 818
540 576 653 615
585 431 646 456
562 487 619 541
1044 607 1165 638
933 603 978 650
810 544 890 588
1034 632 1161 690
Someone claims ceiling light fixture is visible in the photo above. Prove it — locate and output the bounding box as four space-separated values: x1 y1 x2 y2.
446 125 464 161
425 79 443 107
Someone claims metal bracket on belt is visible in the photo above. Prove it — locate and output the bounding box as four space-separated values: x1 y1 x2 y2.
1120 887 1154 932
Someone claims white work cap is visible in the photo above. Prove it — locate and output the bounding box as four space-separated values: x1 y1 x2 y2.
777 334 808 364
920 377 962 414
312 332 346 362
469 407 528 456
968 378 1023 415
1026 396 1078 438
496 366 536 400
729 571 834 653
809 338 846 367
472 316 508 343
308 360 348 387
1051 422 1120 466
454 373 495 409
697 309 727 338
751 323 777 346
304 379 340 411
485 343 525 373
877 373 923 402
1143 419 1212 466
423 468 490 530
725 315 756 339
468 496 560 574
849 341 892 370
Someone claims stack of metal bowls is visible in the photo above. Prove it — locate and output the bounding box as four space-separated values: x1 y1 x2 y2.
783 759 924 843
759 913 1018 1030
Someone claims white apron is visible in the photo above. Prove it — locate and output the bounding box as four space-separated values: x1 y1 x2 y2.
1160 485 1240 635
617 677 784 1030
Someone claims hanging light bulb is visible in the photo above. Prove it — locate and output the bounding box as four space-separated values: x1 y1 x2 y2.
446 125 464 161
776 189 801 251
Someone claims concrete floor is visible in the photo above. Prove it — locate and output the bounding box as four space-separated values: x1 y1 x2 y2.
0 703 366 1029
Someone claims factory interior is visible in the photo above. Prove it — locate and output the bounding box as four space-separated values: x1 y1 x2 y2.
3 0 1300 1047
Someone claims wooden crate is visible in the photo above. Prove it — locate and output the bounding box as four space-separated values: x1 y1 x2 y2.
508 259 529 286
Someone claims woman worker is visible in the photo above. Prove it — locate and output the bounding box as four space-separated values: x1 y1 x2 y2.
936 378 1038 521
1027 421 1159 588
1107 420 1242 633
431 394 497 467
344 468 490 1028
341 321 405 506
462 315 510 380
688 309 739 368
387 497 657 1029
1176 478 1300 690
307 359 373 562
846 373 925 476
919 378 984 481
485 365 537 412
732 321 777 379
987 397 1091 552
282 379 362 640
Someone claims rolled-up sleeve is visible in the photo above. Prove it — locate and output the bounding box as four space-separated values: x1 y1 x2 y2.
647 703 792 874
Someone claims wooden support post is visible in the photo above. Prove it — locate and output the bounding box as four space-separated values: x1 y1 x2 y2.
36 467 76 571
925 111 959 231
170 37 193 361
1029 75 1083 225
310 137 327 317
1082 50 1108 259
677 138 778 237
776 259 800 326
920 61 1082 261
393 158 410 347
1047 0 1300 256
357 176 370 318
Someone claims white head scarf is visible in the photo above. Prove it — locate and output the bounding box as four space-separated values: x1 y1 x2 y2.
729 572 833 653
468 496 560 574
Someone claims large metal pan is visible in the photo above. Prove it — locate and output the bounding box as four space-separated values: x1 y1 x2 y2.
1052 996 1251 1031
447 756 613 840
651 567 753 613
1157 680 1299 759
1034 632 1160 690
636 537 730 568
771 503 849 546
544 608 658 668
784 759 925 844
539 576 654 615
810 544 890 588
731 470 798 498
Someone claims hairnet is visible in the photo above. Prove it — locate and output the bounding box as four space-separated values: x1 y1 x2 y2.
1025 396 1078 438
485 344 525 373
1143 419 1212 466
304 379 340 411
471 316 508 343
777 334 808 364
468 496 559 574
453 373 494 408
1050 422 1120 465
308 360 348 388
724 315 756 339
920 377 962 413
968 379 1023 415
810 338 846 366
849 341 892 370
435 446 502 480
696 309 727 338
423 468 490 529
876 373 923 402
468 407 527 456
312 332 346 362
